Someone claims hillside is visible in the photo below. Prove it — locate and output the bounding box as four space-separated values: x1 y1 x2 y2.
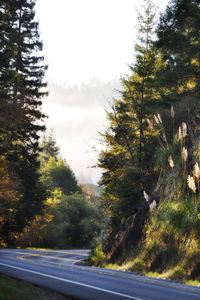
90 0 200 285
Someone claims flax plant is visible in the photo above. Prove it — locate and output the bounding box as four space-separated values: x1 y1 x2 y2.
182 122 187 139
187 173 198 208
178 122 187 169
147 119 153 130
187 175 196 193
171 105 175 136
154 114 168 148
143 190 150 202
182 147 188 173
178 126 183 168
168 155 175 190
193 162 200 194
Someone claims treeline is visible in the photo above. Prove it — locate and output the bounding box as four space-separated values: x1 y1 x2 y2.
95 0 200 280
0 0 102 248
18 132 102 249
0 0 47 245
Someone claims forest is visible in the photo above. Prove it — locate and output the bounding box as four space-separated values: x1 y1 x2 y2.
1 0 200 284
0 0 102 249
91 0 200 283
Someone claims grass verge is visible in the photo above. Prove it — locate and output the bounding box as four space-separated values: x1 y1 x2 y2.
0 273 71 300
101 261 200 287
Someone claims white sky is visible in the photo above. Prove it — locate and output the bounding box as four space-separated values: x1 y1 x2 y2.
35 0 169 183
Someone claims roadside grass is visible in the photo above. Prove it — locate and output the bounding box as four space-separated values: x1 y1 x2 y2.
0 273 71 300
105 263 121 270
94 259 200 287
184 280 200 287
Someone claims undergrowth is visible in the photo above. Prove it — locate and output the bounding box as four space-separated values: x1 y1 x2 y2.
90 115 200 285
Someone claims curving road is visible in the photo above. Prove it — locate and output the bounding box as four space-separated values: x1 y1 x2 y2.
0 249 200 300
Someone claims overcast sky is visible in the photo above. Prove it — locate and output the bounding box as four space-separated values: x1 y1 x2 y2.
35 0 169 184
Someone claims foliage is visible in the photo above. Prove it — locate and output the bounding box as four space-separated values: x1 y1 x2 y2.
18 193 101 249
0 0 47 244
16 130 103 249
40 156 81 196
155 0 200 134
156 0 200 95
101 111 200 280
96 109 200 281
90 243 107 266
94 0 200 283
39 131 81 197
39 130 60 168
98 0 161 228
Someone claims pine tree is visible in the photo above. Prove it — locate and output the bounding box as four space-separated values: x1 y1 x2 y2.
156 0 200 96
40 130 60 167
0 0 47 243
99 0 161 225
155 0 200 145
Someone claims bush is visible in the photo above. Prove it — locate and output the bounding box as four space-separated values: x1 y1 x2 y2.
18 193 101 249
90 244 106 266
131 257 145 272
170 266 185 280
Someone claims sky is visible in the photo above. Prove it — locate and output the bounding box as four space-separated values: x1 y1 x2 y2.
35 0 169 184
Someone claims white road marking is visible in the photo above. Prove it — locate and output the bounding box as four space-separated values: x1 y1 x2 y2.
0 250 32 256
0 262 144 300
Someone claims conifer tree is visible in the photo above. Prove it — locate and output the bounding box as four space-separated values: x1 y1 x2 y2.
0 0 47 242
40 130 60 167
156 0 200 96
99 0 161 225
155 0 200 144
120 0 161 169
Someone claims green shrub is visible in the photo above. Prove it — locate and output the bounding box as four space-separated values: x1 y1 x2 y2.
90 243 106 266
170 266 185 280
131 257 145 272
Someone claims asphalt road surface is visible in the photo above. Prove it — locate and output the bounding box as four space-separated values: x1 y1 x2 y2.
0 248 200 300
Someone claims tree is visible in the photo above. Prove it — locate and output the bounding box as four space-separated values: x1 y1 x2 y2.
39 130 60 167
156 0 200 93
99 0 161 226
0 0 47 243
40 157 81 196
18 193 101 249
155 0 200 133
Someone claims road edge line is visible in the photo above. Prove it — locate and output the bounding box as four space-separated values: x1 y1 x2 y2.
0 262 143 300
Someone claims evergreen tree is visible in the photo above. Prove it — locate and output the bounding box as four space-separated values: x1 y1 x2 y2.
0 0 47 243
40 130 60 167
155 0 200 145
99 0 161 226
156 0 200 95
120 0 162 170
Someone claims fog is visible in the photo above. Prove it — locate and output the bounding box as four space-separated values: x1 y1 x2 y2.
42 79 120 184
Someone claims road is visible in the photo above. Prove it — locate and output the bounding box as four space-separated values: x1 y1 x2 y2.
0 249 200 300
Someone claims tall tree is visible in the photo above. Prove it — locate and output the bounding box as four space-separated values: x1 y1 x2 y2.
155 0 200 150
156 0 200 94
0 0 47 243
39 130 60 168
99 0 161 226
